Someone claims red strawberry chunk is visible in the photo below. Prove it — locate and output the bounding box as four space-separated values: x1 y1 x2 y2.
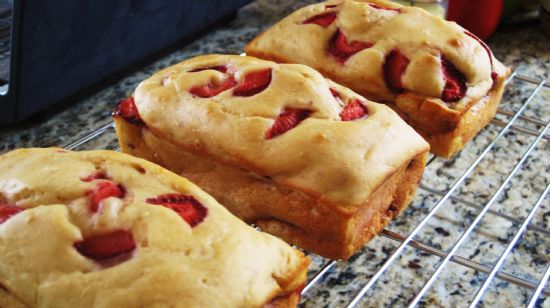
368 3 401 12
75 230 136 260
0 204 22 224
80 172 110 182
383 49 410 93
441 57 467 102
328 29 373 63
340 99 368 121
302 12 337 28
86 181 125 213
146 194 208 227
265 108 311 139
113 97 145 126
329 88 341 98
189 76 237 98
189 65 229 73
233 68 272 97
491 72 498 84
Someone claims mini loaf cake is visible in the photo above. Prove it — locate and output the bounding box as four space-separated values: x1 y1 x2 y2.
0 148 309 308
113 54 430 260
245 0 511 158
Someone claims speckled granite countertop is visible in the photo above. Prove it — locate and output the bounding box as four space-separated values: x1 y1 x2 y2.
1 1 549 307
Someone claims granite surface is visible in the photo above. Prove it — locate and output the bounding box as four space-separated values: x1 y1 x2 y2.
1 1 549 307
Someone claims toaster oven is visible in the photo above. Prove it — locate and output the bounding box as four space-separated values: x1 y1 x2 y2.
0 0 250 124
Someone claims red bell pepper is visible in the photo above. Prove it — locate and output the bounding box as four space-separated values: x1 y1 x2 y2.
447 0 504 39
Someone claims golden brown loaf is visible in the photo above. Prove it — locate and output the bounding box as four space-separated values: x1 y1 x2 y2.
0 148 309 307
245 0 510 158
113 54 429 259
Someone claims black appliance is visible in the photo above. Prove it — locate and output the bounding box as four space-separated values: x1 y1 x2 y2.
0 0 250 124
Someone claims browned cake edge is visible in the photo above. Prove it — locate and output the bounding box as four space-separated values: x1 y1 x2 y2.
388 74 509 158
0 285 26 308
114 119 428 260
262 282 305 308
261 264 308 308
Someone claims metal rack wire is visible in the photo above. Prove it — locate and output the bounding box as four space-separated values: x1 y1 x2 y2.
61 72 549 307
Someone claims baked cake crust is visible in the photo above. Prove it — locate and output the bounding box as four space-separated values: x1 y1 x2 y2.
114 54 429 259
0 148 309 307
115 122 428 259
128 54 428 206
387 74 507 157
245 0 510 158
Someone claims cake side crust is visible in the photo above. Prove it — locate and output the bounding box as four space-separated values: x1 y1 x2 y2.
115 119 428 259
0 287 26 308
348 149 428 253
388 72 508 158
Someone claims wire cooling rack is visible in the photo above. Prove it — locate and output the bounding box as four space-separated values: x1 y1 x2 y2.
62 72 549 307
